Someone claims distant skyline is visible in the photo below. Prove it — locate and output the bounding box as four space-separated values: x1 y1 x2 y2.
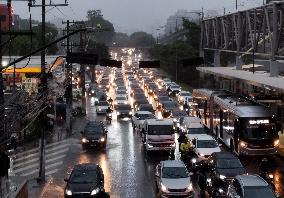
10 0 263 34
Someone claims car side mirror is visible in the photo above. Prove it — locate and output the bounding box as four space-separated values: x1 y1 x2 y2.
64 178 69 182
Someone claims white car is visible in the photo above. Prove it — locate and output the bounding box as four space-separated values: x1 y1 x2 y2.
192 134 221 161
155 160 194 198
178 91 192 105
114 96 128 105
131 111 155 131
96 101 109 114
185 124 207 141
179 116 202 131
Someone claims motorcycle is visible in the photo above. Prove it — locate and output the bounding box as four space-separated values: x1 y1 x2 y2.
106 113 112 124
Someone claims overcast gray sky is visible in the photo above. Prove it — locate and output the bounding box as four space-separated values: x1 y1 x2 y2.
11 0 263 34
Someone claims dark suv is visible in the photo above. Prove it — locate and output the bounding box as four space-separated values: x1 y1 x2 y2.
203 152 246 197
64 163 105 197
81 121 107 149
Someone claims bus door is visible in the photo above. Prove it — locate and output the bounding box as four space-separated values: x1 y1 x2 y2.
233 119 239 152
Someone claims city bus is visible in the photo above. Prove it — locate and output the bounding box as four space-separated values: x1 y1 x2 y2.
193 89 279 156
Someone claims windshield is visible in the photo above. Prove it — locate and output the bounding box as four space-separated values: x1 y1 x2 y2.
240 118 277 140
162 167 189 179
148 125 173 135
139 105 153 111
69 170 97 183
244 186 276 198
98 101 108 106
117 90 126 94
116 97 126 100
159 97 171 101
187 128 206 135
85 126 104 134
163 102 176 108
197 140 218 148
117 105 131 110
138 114 155 120
216 159 243 169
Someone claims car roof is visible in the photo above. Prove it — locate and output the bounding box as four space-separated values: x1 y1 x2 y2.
145 119 173 125
135 111 153 114
195 134 216 140
73 163 100 171
235 175 268 187
161 160 185 168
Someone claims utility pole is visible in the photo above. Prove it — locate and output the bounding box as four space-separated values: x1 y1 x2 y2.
80 29 86 114
38 0 46 182
27 0 68 182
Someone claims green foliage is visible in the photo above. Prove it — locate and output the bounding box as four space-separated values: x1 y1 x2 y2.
129 31 155 47
86 40 110 59
113 32 132 46
2 23 58 56
182 19 201 50
220 51 236 66
149 41 196 75
86 9 115 45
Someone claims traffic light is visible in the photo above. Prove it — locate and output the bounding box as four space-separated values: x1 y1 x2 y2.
139 60 160 68
66 52 98 65
99 59 122 68
182 57 204 67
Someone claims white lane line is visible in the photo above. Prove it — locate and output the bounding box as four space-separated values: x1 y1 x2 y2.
14 145 69 163
46 148 69 158
46 143 69 153
46 169 58 176
46 154 66 163
14 162 39 173
16 161 63 175
14 139 70 158
13 154 66 169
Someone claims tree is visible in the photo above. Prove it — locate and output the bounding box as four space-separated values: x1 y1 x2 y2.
86 10 115 45
2 22 59 56
129 31 155 47
113 32 132 46
86 40 110 59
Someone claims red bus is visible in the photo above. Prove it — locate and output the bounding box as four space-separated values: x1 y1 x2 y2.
0 4 14 30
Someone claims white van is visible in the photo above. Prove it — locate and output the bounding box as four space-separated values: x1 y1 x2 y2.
142 119 175 153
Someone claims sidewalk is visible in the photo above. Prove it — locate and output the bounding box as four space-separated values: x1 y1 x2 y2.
6 116 88 198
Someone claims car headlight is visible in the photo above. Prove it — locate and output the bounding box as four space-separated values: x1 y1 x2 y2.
117 112 120 115
91 90 95 94
274 139 279 147
219 174 226 180
147 143 153 148
100 137 105 142
173 118 177 122
170 143 175 147
90 188 100 195
199 153 205 157
191 158 197 164
65 189 72 196
269 174 274 179
129 112 132 115
218 188 224 193
124 101 127 104
187 183 193 191
161 183 167 192
240 141 248 148
81 138 89 143
98 108 102 111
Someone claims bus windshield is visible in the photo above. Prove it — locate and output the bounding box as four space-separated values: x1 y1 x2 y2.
240 119 277 140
